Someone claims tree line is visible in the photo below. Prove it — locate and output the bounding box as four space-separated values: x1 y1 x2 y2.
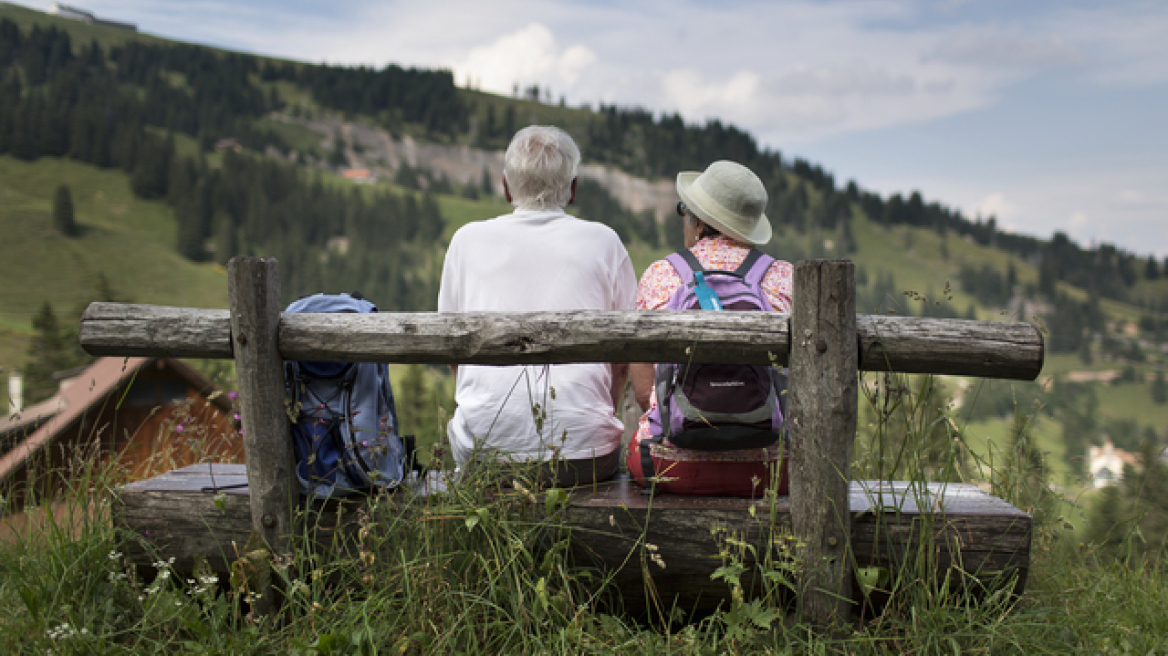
5 16 1165 358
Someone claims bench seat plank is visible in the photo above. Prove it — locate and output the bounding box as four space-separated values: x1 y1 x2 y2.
114 464 1031 613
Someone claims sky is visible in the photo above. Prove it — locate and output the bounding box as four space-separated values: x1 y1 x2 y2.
20 0 1168 257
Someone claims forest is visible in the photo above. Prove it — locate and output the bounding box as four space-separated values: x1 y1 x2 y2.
3 16 1164 316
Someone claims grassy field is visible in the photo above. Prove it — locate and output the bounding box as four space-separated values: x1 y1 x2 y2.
0 155 229 375
0 2 171 52
3 378 1168 653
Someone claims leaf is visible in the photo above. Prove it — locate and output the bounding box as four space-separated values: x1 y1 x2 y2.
545 487 567 516
711 563 745 586
750 605 781 629
465 507 489 532
18 586 41 620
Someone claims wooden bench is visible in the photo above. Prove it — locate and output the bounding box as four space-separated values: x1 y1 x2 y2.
115 464 1032 615
82 257 1044 626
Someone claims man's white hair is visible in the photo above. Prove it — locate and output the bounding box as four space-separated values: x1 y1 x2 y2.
503 126 580 211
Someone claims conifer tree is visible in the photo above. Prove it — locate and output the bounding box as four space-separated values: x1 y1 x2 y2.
52 184 78 237
23 302 78 405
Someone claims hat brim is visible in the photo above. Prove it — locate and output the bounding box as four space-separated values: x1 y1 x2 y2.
676 171 772 246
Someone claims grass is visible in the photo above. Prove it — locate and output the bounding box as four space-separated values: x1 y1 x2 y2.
5 370 1168 653
0 2 169 53
0 155 228 375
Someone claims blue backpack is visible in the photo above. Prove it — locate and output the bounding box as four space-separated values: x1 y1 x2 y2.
284 293 407 497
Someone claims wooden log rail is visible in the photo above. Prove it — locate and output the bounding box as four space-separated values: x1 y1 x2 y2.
80 306 1044 379
79 257 1044 629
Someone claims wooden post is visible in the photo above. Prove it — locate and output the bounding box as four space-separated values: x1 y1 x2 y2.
227 257 295 615
789 260 858 629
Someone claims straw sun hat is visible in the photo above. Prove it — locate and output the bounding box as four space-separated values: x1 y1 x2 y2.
676 161 772 246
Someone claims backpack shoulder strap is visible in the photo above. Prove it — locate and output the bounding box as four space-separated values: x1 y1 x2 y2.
736 248 776 287
665 249 704 285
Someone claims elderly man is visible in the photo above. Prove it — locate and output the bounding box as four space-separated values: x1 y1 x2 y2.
438 125 637 486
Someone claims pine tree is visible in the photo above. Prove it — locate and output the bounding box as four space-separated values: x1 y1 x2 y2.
23 302 80 405
52 184 78 237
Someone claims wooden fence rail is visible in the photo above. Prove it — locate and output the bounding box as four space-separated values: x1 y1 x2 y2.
80 306 1043 378
79 256 1043 629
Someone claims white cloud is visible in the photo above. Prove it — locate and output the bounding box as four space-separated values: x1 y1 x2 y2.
451 23 596 96
928 32 1083 70
974 192 1017 220
660 69 763 123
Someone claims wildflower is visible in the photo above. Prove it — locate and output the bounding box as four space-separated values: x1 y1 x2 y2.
176 424 185 433
228 391 238 399
234 413 240 421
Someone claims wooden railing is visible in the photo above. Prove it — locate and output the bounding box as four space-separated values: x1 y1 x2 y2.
80 256 1043 628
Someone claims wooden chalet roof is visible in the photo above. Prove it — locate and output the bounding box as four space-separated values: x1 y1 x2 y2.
0 357 228 485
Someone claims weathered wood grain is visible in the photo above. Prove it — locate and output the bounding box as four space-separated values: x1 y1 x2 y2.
789 260 858 627
228 257 295 617
79 304 232 358
113 467 1031 616
858 315 1044 380
80 304 1044 380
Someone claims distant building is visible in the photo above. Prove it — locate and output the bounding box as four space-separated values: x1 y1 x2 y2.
342 168 374 183
1087 438 1140 488
0 357 242 509
47 3 136 31
47 2 93 21
214 138 243 152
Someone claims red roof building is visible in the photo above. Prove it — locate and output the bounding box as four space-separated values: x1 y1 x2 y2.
0 357 244 508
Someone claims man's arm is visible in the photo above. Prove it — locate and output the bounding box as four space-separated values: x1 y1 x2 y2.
630 362 654 411
610 362 629 411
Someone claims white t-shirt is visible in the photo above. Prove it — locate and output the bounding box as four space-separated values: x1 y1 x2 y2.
438 208 637 463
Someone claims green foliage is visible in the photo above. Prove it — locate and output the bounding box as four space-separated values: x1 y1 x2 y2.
959 262 1011 308
393 364 454 465
7 362 1168 652
22 301 82 404
571 177 656 245
1153 370 1167 405
855 373 967 483
51 184 77 237
1046 291 1105 353
1083 438 1168 564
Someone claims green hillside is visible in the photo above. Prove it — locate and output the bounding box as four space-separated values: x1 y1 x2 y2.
2 0 1167 488
0 155 228 371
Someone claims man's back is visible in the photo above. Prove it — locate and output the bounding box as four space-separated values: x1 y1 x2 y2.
439 209 632 313
438 208 636 464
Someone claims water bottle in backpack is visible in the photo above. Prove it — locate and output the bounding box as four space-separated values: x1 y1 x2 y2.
640 249 788 484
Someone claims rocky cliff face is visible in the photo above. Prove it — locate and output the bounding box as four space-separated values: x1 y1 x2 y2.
282 114 677 223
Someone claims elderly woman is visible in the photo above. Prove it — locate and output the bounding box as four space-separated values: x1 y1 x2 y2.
627 160 793 496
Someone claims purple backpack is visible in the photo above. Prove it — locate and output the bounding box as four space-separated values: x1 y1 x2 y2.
640 249 787 484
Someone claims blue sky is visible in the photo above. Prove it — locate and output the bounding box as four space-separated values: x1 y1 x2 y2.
20 0 1168 257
